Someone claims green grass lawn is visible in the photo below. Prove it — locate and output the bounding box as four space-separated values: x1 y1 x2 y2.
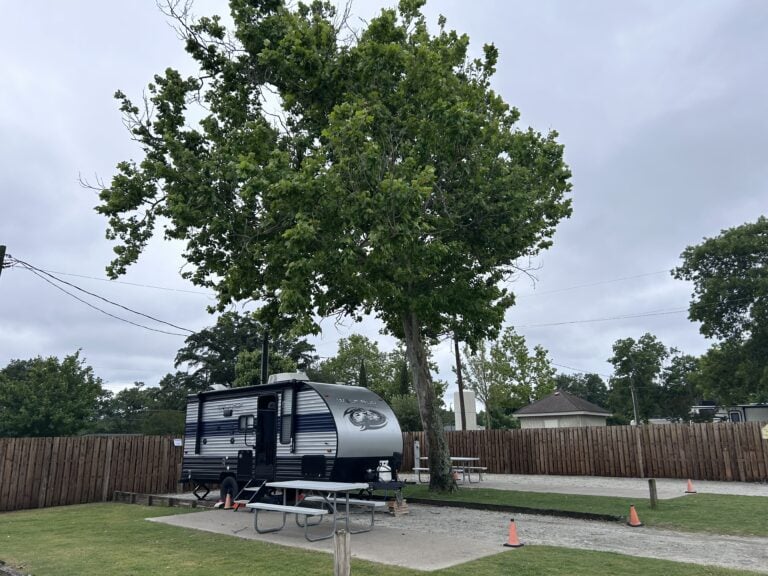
403 485 768 537
0 503 763 576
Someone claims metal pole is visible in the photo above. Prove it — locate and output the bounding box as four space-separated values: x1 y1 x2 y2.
260 329 269 385
0 245 6 279
454 335 466 431
630 383 640 426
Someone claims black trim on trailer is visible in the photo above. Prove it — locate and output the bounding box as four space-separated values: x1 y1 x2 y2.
194 395 204 454
185 380 310 403
290 385 297 453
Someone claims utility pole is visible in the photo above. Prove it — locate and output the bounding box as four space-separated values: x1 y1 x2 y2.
630 380 640 426
454 335 466 431
260 329 270 385
628 355 645 477
0 245 6 279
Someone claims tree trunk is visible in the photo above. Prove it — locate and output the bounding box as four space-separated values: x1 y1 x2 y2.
402 311 455 492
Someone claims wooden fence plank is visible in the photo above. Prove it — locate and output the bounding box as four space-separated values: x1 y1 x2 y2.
1 423 767 514
0 439 17 511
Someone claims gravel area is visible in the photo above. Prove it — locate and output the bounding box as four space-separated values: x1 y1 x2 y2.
375 503 768 573
405 473 768 499
158 474 768 572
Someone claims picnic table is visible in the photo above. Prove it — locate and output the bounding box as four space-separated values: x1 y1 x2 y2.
414 457 487 484
247 480 383 541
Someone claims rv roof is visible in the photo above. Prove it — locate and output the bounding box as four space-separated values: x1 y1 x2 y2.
267 371 309 384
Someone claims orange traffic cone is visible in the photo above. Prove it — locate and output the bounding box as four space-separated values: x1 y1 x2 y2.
685 479 697 494
503 518 524 547
627 504 643 527
223 493 233 510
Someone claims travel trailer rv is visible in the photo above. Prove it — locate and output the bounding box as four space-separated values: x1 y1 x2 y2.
180 372 403 502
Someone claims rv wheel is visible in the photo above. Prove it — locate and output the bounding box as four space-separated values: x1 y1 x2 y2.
219 476 238 502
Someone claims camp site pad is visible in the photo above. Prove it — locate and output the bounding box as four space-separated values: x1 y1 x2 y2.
149 502 768 573
152 476 767 571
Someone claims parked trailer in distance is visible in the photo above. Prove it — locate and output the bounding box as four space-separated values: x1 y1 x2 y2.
180 372 403 501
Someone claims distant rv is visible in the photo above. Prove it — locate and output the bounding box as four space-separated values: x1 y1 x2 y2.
180 372 403 501
691 403 768 423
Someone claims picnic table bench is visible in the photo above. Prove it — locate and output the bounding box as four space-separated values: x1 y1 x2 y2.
247 502 329 540
302 495 386 533
415 458 487 483
247 480 372 541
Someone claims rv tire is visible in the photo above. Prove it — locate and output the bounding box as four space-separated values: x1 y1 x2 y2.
219 476 238 502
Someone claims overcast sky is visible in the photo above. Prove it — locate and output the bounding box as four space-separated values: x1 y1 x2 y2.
1 1 766 405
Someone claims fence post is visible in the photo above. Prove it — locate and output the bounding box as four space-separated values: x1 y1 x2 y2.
648 478 658 509
334 529 350 576
413 439 420 470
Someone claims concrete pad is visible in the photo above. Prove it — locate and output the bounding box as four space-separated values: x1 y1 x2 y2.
148 508 505 571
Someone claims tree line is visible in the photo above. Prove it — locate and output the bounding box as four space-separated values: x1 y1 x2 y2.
0 313 445 437
1 215 765 438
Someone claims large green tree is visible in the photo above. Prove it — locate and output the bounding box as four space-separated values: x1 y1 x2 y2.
175 311 315 387
0 352 106 437
96 1 571 490
314 335 398 397
694 342 765 405
607 333 668 424
660 353 700 422
462 327 556 429
554 373 608 407
673 216 768 402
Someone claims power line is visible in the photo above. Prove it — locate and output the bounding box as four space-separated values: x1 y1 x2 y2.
16 259 194 333
517 308 688 328
21 267 214 296
12 258 193 337
515 269 672 299
551 362 611 379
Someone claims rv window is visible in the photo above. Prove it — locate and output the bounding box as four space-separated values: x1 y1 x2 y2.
280 389 293 444
729 411 742 423
238 414 255 431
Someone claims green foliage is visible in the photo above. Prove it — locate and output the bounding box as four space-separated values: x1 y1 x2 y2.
673 216 768 342
554 373 608 407
694 341 767 405
97 1 571 491
461 327 556 429
388 394 422 431
233 349 297 387
314 335 395 395
608 333 668 423
96 380 186 435
174 312 315 387
661 354 701 421
358 360 369 389
0 352 106 437
673 216 768 403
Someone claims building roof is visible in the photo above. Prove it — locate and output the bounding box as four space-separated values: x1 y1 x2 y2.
513 389 610 418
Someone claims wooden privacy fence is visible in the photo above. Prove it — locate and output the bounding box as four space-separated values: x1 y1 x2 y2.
0 435 183 512
2 424 767 513
403 422 768 482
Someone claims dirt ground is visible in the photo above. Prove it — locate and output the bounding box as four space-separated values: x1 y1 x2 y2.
156 474 768 572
